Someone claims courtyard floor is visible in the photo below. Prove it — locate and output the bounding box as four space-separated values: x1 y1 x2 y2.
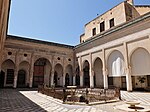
0 89 150 112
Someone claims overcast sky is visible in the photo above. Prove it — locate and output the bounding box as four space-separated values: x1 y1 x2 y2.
8 0 150 45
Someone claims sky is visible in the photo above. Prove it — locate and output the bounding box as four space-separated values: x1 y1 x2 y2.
8 0 150 46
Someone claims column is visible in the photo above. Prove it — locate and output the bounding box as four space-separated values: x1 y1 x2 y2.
13 69 18 88
90 69 94 88
29 62 34 88
29 69 33 88
63 72 66 87
123 42 132 91
28 53 34 88
103 69 108 89
89 53 94 88
51 70 54 86
80 70 83 87
73 75 76 86
126 67 132 91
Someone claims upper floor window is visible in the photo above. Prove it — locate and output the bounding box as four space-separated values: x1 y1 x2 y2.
100 21 105 32
109 18 114 28
92 28 96 36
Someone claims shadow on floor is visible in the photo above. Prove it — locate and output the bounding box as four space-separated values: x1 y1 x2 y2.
0 89 47 112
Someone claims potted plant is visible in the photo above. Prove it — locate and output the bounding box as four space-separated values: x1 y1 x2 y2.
137 76 146 90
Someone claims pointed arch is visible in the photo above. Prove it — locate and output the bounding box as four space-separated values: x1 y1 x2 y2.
75 65 80 86
33 58 52 87
130 47 150 76
18 61 30 87
1 59 15 87
83 60 90 87
107 50 125 88
107 50 125 76
54 63 63 86
93 57 103 87
65 64 73 86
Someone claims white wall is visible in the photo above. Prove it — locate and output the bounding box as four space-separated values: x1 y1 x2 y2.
131 48 150 76
108 50 125 77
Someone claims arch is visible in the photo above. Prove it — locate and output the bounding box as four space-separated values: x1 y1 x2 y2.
92 56 103 68
17 70 26 87
33 58 52 87
65 64 73 86
65 73 70 86
107 50 125 76
107 50 125 88
130 47 150 76
18 61 30 87
130 47 150 89
75 65 80 86
83 60 90 87
93 57 103 87
34 57 51 64
54 71 58 86
54 63 63 87
1 59 15 87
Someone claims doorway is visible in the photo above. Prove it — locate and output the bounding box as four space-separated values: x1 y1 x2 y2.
17 70 26 87
54 72 58 86
0 71 5 88
65 73 69 86
147 75 150 86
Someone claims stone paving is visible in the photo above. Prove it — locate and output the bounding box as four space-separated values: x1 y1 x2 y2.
0 89 150 112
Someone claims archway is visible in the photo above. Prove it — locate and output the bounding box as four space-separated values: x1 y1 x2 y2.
93 57 103 88
54 71 58 86
83 60 90 87
17 70 26 87
65 73 69 86
0 71 5 88
107 50 125 89
54 63 63 87
131 48 150 89
1 59 15 87
33 58 51 87
75 66 80 86
65 64 73 86
18 61 30 87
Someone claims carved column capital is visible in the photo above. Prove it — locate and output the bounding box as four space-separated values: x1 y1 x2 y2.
103 68 108 76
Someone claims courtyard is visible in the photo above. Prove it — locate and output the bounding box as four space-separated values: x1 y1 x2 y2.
0 89 150 112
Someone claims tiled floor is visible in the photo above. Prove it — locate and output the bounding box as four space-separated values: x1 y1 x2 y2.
0 89 150 112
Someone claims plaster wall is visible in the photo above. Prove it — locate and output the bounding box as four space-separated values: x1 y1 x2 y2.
135 7 150 16
81 2 126 42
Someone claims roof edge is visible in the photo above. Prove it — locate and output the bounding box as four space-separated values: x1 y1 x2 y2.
6 35 74 49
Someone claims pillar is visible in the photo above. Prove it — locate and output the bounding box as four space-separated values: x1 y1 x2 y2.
126 67 132 91
73 75 76 86
90 69 94 88
63 72 66 87
29 61 34 88
80 70 83 87
29 77 33 88
29 69 33 88
123 42 132 91
13 69 18 88
51 70 54 86
103 69 108 89
102 49 108 89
